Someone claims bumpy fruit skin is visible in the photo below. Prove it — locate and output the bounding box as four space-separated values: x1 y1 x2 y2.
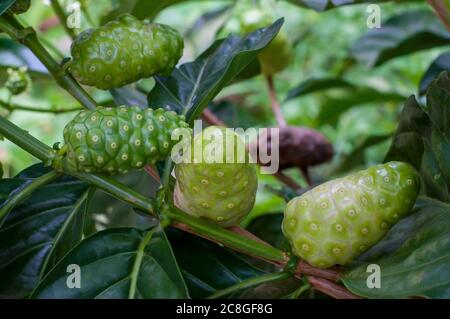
174 126 258 227
69 14 183 89
239 8 293 75
5 67 29 95
7 0 31 14
63 106 189 174
283 162 420 268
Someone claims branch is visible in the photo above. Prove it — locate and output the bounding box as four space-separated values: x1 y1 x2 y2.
0 99 83 114
0 15 97 110
274 171 302 190
427 0 450 32
266 75 286 127
308 276 361 299
201 109 226 126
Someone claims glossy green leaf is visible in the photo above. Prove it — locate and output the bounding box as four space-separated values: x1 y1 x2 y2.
285 77 354 101
0 0 15 15
0 38 48 74
167 229 265 298
419 52 450 95
350 10 450 67
246 214 287 250
147 19 283 123
0 164 88 298
109 86 147 108
32 227 188 299
386 71 450 202
343 197 450 298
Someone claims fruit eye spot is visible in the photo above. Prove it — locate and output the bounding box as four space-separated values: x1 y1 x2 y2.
361 197 368 205
106 50 113 56
219 191 227 196
406 179 413 185
217 216 224 221
97 156 103 163
89 66 96 72
381 222 388 229
123 125 129 131
147 125 154 131
201 202 209 208
335 224 343 232
121 154 128 161
105 74 111 81
106 120 113 127
361 227 369 235
348 209 355 216
136 114 143 120
111 142 117 149
310 223 318 231
216 171 224 177
227 203 234 209
301 244 310 251
299 200 308 207
163 142 169 148
288 218 296 228
338 188 345 194
320 202 328 209
379 198 386 205
383 176 390 183
92 135 99 142
136 161 143 167
100 31 106 37
201 179 209 185
332 247 341 255
76 132 83 139
108 166 115 171
135 140 141 146
91 116 97 121
78 155 85 162
150 147 157 153
159 116 165 122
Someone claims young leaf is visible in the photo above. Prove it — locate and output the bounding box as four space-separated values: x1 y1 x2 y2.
343 197 450 298
350 10 450 67
32 227 188 299
419 52 450 95
0 164 88 298
147 19 284 123
167 229 266 298
386 71 450 202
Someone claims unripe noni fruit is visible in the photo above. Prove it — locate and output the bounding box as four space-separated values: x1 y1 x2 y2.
282 162 420 268
5 67 29 95
62 106 189 174
69 14 183 89
174 126 258 227
239 7 293 75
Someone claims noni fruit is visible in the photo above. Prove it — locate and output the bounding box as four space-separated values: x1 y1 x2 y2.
174 126 258 227
62 106 189 174
5 67 29 95
69 14 183 89
282 162 420 268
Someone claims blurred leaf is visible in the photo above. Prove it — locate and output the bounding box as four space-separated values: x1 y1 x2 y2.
110 86 147 107
285 77 354 101
167 229 265 298
419 52 450 95
285 0 420 11
185 5 232 39
32 227 189 298
386 71 450 202
147 19 283 123
350 10 450 67
334 134 392 174
207 99 259 128
236 275 302 298
318 86 406 126
343 197 450 298
0 0 15 15
0 39 48 74
0 164 88 298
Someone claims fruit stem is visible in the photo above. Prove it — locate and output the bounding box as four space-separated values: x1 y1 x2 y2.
266 75 287 127
207 272 291 299
0 15 98 110
427 0 450 32
50 0 77 40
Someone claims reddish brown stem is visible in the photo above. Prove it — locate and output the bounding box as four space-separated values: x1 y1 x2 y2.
274 171 302 190
201 109 226 126
296 261 341 282
144 165 161 183
300 166 312 186
427 0 450 32
308 277 361 299
266 75 287 127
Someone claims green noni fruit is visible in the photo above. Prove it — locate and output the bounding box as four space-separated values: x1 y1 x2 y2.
69 14 183 89
5 67 29 95
239 7 293 75
282 161 420 268
7 0 31 15
62 106 189 174
174 126 258 227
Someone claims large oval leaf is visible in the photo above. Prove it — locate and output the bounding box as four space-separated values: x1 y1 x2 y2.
167 229 265 298
147 19 283 123
350 10 450 67
0 39 48 74
0 164 88 298
419 52 450 95
32 227 188 299
343 197 450 298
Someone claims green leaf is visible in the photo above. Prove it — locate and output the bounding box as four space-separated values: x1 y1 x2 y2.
147 19 283 123
0 164 88 298
350 10 450 67
285 0 421 11
32 227 188 298
0 0 15 15
110 86 148 107
419 52 450 95
285 77 354 101
167 229 265 298
343 197 450 298
0 38 48 74
246 214 287 250
386 71 450 202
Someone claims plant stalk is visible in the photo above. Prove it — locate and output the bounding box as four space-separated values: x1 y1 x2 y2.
266 75 286 127
427 0 450 32
0 15 97 110
50 0 77 39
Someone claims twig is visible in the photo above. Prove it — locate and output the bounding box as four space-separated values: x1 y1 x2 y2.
300 166 312 186
0 99 83 113
201 109 226 126
274 171 302 190
266 75 287 127
144 165 161 183
296 261 341 282
427 0 450 32
308 277 361 299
